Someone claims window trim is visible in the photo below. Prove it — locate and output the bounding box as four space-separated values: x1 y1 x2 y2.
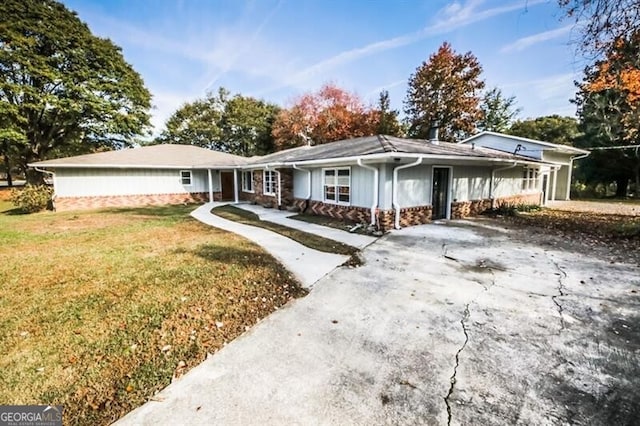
180 170 192 186
263 170 277 196
521 166 539 193
323 167 351 206
242 171 254 193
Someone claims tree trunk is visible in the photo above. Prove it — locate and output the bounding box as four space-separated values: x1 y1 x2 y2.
635 165 640 198
25 168 45 185
615 176 629 197
3 157 12 187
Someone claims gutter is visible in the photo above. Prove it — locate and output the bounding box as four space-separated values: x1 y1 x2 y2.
356 158 379 227
392 157 423 230
490 162 518 208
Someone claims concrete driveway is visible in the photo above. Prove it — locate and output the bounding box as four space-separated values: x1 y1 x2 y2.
118 220 640 425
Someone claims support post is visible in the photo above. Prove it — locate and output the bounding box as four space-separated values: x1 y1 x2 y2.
233 169 239 203
207 169 214 202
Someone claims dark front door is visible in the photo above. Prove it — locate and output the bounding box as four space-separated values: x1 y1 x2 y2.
542 174 548 204
221 172 235 201
432 167 450 220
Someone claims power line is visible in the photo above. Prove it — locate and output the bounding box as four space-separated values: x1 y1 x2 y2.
584 144 639 150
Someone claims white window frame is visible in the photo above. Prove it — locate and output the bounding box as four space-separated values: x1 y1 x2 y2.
522 167 539 192
323 167 351 206
180 170 192 186
263 170 277 196
242 171 254 193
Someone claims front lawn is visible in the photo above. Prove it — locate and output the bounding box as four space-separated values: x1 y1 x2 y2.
0 200 305 425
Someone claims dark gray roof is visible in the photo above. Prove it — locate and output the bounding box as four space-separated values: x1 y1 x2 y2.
249 135 539 165
29 144 248 168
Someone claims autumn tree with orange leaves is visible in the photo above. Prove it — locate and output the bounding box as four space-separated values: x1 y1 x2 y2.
404 42 485 141
574 32 640 196
271 84 379 150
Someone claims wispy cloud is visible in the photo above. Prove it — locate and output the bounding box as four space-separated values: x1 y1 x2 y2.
258 0 548 95
504 72 578 117
200 0 284 92
366 79 406 98
500 24 573 53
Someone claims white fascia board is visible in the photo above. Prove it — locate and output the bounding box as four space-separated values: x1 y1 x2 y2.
239 152 546 168
460 131 590 154
27 164 235 169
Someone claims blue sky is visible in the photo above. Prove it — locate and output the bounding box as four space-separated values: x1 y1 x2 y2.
62 0 586 133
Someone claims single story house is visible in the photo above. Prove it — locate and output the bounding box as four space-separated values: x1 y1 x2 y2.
29 132 589 230
29 144 247 211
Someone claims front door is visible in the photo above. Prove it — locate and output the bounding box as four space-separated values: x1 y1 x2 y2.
432 167 450 220
542 174 549 205
220 172 235 201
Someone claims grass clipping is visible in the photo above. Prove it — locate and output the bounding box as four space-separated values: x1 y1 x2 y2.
0 203 306 425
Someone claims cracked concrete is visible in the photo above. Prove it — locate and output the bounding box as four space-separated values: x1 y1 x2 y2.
118 219 640 426
444 304 470 426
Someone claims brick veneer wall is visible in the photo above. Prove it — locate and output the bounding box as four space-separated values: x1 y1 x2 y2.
293 199 432 231
54 192 216 212
242 169 293 208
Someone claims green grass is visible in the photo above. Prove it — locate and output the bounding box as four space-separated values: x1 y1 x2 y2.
289 213 372 235
0 200 305 425
212 205 359 257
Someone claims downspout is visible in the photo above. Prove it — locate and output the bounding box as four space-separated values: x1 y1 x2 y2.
392 157 423 230
356 158 379 227
566 153 590 201
490 162 518 208
293 164 311 212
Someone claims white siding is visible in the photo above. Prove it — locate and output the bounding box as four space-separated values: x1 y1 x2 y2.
379 164 393 210
293 169 310 199
542 151 572 165
452 166 491 202
493 167 526 198
396 164 432 207
55 168 214 197
468 134 543 160
302 166 374 208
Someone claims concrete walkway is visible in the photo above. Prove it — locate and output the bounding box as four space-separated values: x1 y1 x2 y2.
234 203 377 249
190 203 349 288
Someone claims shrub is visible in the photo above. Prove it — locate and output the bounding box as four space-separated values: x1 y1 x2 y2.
483 201 541 217
10 184 53 213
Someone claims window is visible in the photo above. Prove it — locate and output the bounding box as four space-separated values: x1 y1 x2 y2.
180 170 192 185
263 170 277 195
323 168 350 204
242 171 254 192
522 167 539 191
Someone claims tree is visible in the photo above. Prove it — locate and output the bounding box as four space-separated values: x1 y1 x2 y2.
271 83 378 150
508 115 580 145
477 87 520 132
404 42 485 141
573 32 640 197
155 88 227 149
559 0 640 56
0 0 152 183
156 88 280 156
220 95 280 156
376 90 403 136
